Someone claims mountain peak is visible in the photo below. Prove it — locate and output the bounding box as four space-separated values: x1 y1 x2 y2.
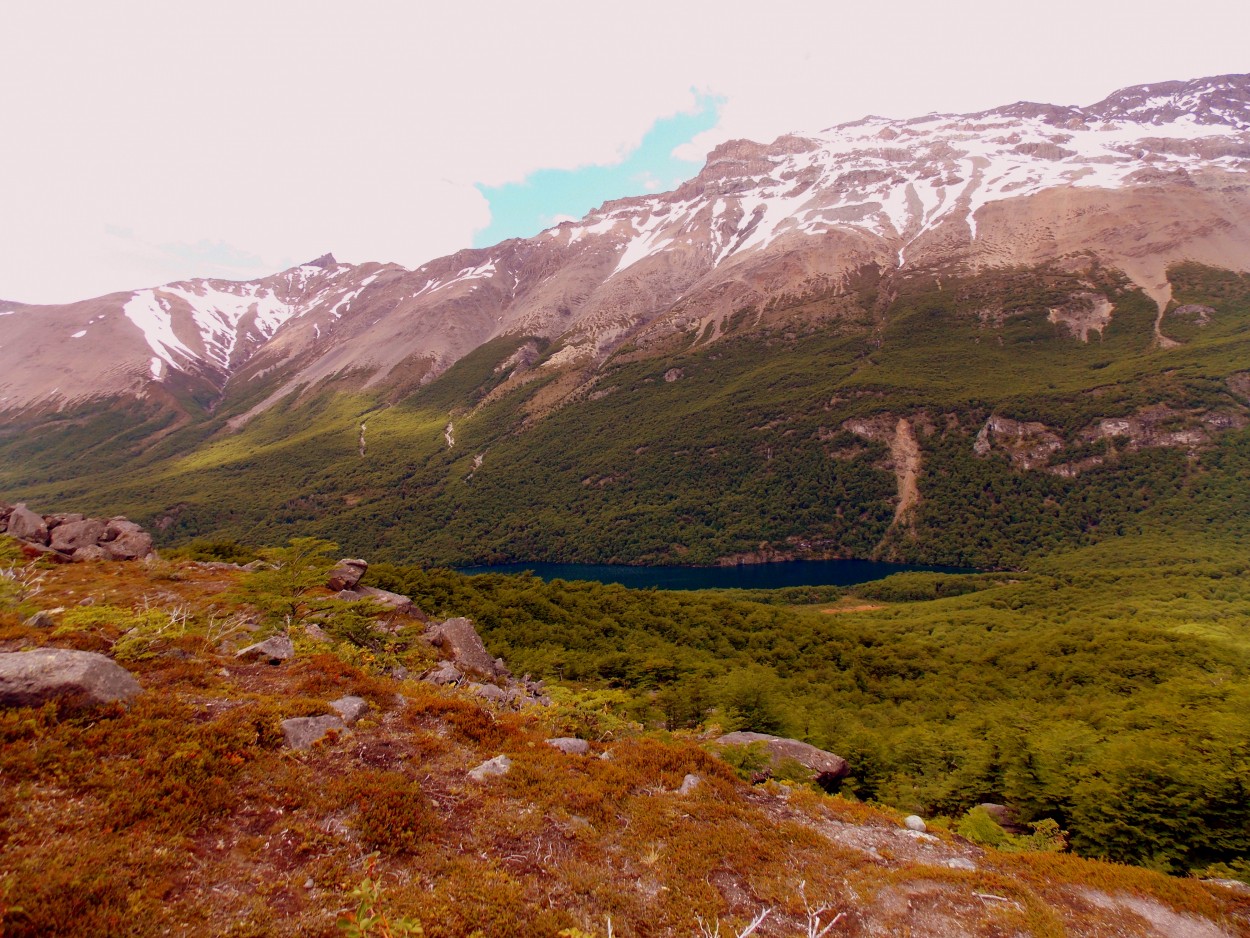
304 252 337 269
1084 73 1250 128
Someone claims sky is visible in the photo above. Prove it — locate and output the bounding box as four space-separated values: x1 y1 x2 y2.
2 0 1248 304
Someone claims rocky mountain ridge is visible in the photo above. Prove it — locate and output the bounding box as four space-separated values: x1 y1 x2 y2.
2 73 1248 418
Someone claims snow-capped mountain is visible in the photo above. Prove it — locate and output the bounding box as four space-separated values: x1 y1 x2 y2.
3 74 1248 417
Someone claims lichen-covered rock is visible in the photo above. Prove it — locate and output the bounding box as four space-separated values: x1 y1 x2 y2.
327 558 368 592
715 731 850 787
678 773 701 795
235 635 296 664
546 737 590 755
6 504 49 545
0 648 141 710
281 714 345 749
905 815 927 832
330 695 369 725
425 617 500 678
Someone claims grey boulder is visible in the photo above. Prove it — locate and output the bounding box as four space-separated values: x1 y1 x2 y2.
236 634 296 664
0 648 141 710
546 737 590 755
425 617 500 678
330 695 370 725
101 518 154 560
422 661 463 686
468 754 512 781
281 714 346 750
715 731 850 787
50 518 108 553
6 504 49 545
327 558 368 592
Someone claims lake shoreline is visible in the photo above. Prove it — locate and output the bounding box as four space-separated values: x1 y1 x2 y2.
455 558 978 592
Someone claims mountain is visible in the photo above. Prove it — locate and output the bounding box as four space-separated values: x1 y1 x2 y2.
1 73 1249 568
4 74 1248 417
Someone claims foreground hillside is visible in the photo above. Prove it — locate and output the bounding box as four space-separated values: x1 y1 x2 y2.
2 537 1249 936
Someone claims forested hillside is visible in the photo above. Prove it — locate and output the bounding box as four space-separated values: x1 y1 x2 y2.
3 262 1249 572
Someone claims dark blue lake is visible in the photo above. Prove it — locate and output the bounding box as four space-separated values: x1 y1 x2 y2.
455 559 971 591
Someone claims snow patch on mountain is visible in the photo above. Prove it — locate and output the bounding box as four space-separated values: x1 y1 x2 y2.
123 289 197 373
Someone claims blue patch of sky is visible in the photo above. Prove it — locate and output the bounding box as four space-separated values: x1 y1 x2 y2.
472 93 724 248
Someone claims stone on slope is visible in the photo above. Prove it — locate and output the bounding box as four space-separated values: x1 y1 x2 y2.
281 714 346 750
905 815 927 832
6 504 49 545
0 648 141 709
330 695 370 725
49 518 107 553
546 737 590 755
236 634 296 664
425 617 500 678
422 661 463 686
469 682 509 704
71 544 112 562
100 518 154 560
468 754 512 781
335 585 425 619
326 558 368 592
715 731 850 787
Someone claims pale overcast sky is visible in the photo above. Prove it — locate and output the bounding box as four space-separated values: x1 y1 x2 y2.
2 0 1247 304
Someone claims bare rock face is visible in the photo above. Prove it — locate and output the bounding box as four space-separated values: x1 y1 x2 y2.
327 558 368 592
6 504 49 545
425 617 500 679
0 648 142 710
716 731 850 787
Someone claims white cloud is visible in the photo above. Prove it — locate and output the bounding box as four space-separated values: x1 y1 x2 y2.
2 0 1247 303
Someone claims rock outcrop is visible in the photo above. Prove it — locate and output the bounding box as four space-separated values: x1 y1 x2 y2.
0 502 155 562
715 731 851 788
425 617 506 679
0 648 142 710
326 558 368 592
